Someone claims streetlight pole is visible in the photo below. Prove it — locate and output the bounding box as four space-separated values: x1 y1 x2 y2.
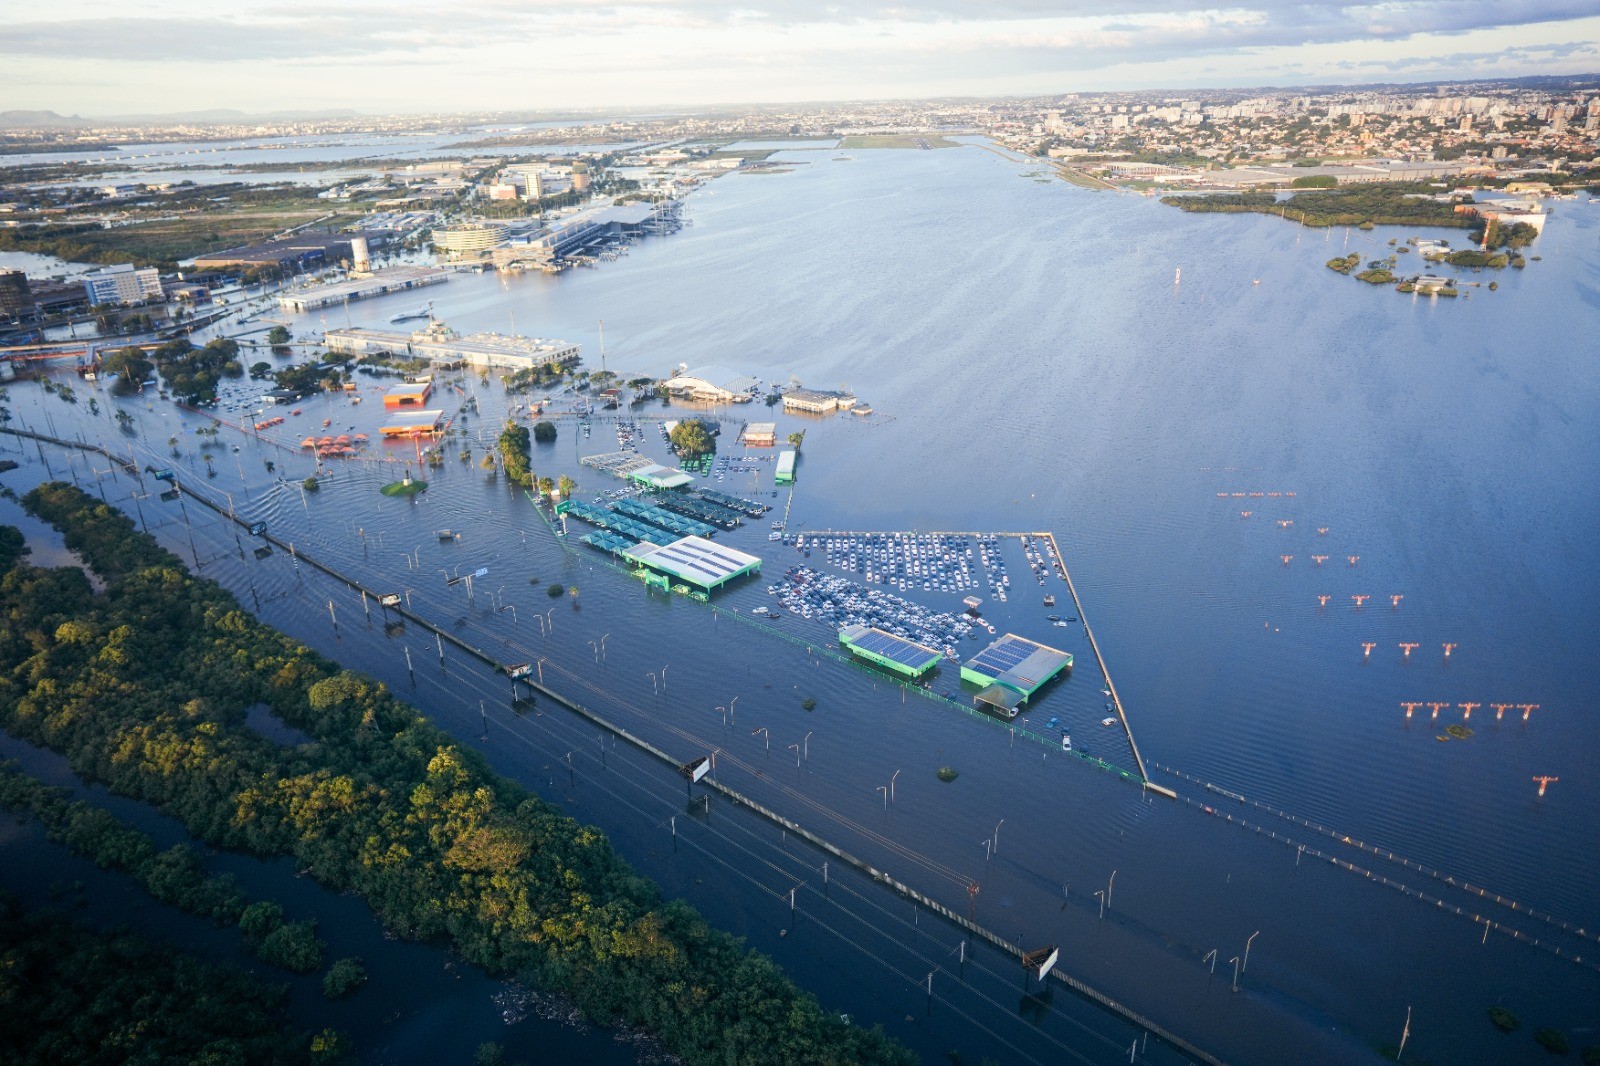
1229 956 1241 993
1095 890 1105 919
876 786 888 810
752 727 768 752
803 731 812 761
993 819 1004 855
1243 930 1259 974
890 769 901 803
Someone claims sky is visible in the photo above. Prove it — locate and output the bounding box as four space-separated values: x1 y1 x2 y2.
4 1 1599 117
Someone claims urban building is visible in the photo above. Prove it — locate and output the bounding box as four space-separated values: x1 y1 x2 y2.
276 266 449 312
431 222 508 257
782 387 857 414
82 264 163 306
742 422 777 446
0 270 34 322
662 365 760 404
324 319 580 371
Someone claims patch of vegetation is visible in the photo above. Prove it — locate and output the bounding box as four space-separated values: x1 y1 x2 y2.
4 485 915 1066
380 477 427 497
302 476 320 492
1444 249 1510 269
497 421 533 487
546 582 565 597
0 898 313 1063
1488 1006 1520 1032
532 420 557 444
152 337 244 404
322 956 367 999
801 698 817 711
937 767 960 783
1163 183 1476 229
670 418 717 460
101 345 156 394
0 184 353 268
1290 174 1337 188
1537 1028 1571 1054
1356 268 1396 284
1327 254 1362 275
1445 724 1474 739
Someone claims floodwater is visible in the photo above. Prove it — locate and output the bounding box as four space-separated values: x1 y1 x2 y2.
1 141 1597 1065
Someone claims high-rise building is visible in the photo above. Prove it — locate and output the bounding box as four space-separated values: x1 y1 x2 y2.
82 264 163 306
0 269 34 323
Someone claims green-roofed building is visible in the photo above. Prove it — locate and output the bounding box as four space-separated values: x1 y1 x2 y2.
838 624 943 678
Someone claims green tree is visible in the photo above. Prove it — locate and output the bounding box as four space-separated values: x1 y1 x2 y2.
532 420 557 443
556 474 576 497
670 418 715 459
322 956 367 998
786 430 806 450
101 346 154 394
266 325 291 345
258 919 325 973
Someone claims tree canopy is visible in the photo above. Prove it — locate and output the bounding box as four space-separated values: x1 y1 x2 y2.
0 487 913 1066
669 419 715 459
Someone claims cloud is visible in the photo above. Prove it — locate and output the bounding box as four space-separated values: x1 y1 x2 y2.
5 1 1597 62
2 1 1597 113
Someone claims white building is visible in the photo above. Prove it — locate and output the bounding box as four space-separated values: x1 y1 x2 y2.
82 264 163 306
662 365 760 404
782 387 857 414
324 319 579 371
431 222 508 257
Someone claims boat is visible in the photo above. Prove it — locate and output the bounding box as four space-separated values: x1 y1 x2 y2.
322 418 331 427
1101 717 1116 727
1061 733 1072 752
391 306 432 323
1043 594 1055 607
435 529 459 541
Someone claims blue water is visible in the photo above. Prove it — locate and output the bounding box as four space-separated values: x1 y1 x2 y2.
4 141 1597 1065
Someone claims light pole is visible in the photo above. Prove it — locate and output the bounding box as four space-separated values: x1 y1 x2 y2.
716 706 728 729
645 671 657 695
1203 949 1217 974
890 769 901 803
787 743 800 767
1229 956 1241 993
993 819 1005 855
1095 890 1105 919
599 633 610 662
752 727 769 752
803 731 812 761
545 608 556 634
1243 930 1259 974
1108 869 1116 910
876 786 888 810
588 640 600 665
729 695 739 720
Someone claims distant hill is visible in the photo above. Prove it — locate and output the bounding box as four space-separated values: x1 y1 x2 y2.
0 107 366 129
101 108 367 122
0 110 89 128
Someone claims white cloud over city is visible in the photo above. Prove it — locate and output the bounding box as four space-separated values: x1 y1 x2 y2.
3 1 1597 114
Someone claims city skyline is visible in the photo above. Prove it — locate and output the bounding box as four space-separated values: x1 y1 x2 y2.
4 1 1600 117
